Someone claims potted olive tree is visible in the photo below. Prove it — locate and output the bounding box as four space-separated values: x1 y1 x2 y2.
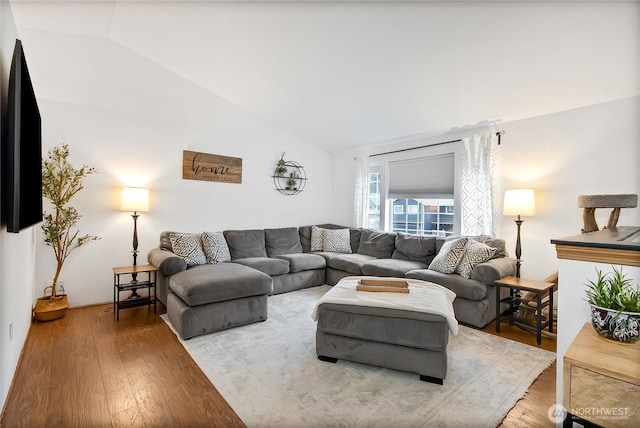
34 144 100 321
585 266 640 343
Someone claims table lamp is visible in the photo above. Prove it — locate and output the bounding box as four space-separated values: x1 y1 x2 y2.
503 189 536 278
121 187 149 287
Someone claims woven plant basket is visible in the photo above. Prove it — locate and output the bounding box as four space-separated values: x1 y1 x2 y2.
33 283 68 322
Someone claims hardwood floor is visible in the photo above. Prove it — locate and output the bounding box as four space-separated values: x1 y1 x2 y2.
1 303 556 427
1 303 244 427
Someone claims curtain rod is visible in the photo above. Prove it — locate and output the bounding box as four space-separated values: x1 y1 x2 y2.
369 131 504 158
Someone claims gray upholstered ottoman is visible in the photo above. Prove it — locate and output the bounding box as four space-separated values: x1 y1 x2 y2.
167 262 273 339
313 276 458 384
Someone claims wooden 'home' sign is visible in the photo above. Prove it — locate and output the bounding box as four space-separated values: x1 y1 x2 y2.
182 150 242 184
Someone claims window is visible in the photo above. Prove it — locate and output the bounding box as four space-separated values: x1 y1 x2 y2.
367 169 381 230
365 153 456 235
392 198 454 237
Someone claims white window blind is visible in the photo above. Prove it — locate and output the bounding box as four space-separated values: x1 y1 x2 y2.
388 153 454 199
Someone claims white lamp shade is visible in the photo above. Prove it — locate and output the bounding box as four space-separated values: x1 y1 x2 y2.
503 189 536 216
121 187 149 213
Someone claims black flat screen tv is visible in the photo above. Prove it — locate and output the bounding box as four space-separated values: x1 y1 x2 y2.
2 39 43 233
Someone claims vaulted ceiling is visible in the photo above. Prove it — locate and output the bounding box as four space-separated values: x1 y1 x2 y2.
9 0 640 154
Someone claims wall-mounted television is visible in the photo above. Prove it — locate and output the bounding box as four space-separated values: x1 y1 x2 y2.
2 39 43 233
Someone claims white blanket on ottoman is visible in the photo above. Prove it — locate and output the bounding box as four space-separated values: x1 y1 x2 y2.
312 276 459 335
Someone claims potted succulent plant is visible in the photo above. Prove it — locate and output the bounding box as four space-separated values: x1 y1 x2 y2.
275 152 288 176
34 144 100 321
585 266 640 343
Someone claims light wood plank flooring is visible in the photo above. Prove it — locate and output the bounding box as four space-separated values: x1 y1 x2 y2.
1 302 556 427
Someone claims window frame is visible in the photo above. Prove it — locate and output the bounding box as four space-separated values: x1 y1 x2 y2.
366 142 463 236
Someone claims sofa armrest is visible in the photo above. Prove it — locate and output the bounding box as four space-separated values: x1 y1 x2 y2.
470 257 516 285
148 248 187 276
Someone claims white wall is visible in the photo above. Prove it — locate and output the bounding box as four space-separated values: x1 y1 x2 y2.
0 1 38 409
0 4 336 410
27 35 334 308
333 96 640 282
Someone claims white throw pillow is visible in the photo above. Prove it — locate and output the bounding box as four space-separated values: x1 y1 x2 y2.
455 239 498 279
169 232 207 267
310 225 325 251
322 228 352 253
201 231 231 264
428 237 469 274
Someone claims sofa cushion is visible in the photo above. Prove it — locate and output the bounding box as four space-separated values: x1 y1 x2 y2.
265 227 302 257
160 230 177 251
481 238 509 258
231 257 290 276
428 237 468 274
392 233 437 264
201 231 231 264
455 239 498 279
357 229 396 259
274 253 326 273
169 263 273 306
406 269 488 301
169 232 207 267
362 259 428 277
224 229 267 259
325 253 377 274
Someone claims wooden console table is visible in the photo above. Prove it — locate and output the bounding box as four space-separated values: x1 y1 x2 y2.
563 323 640 427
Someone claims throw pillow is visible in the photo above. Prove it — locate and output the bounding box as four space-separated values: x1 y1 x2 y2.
310 225 325 251
455 239 498 279
169 232 207 267
201 231 231 264
322 228 352 253
428 237 469 274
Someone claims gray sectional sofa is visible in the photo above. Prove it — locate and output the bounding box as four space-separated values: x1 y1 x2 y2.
148 224 515 339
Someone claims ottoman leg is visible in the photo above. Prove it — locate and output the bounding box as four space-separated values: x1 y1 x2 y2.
420 375 444 385
318 355 338 363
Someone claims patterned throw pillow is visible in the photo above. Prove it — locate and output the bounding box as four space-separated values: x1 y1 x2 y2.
322 228 352 253
201 231 231 264
310 225 325 251
455 239 498 279
169 233 206 267
428 237 469 274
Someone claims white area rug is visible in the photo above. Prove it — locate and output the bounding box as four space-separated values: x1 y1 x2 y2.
163 285 556 427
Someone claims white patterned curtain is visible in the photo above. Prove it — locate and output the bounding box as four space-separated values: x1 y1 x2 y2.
460 133 498 236
353 155 369 228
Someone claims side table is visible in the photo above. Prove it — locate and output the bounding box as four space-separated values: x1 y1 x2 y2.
113 264 157 320
563 323 640 427
494 276 555 345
